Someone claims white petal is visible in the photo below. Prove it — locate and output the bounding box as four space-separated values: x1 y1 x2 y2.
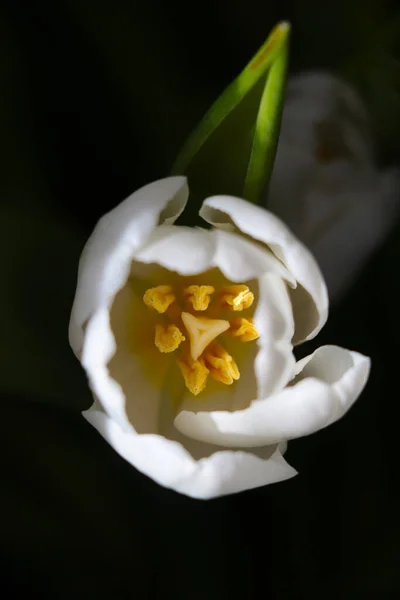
212 229 296 284
134 226 215 275
133 223 294 287
81 297 166 434
200 196 328 343
83 405 297 499
175 345 370 447
253 273 295 397
267 72 371 231
81 307 134 432
69 176 188 356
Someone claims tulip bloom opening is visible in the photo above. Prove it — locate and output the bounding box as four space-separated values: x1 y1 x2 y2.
69 177 370 499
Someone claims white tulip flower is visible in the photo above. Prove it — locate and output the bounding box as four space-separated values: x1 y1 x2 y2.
268 71 400 302
69 176 370 499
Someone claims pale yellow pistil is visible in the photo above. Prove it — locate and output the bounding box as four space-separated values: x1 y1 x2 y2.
228 318 259 342
181 312 229 361
143 285 175 313
220 285 254 311
154 324 185 353
184 285 215 311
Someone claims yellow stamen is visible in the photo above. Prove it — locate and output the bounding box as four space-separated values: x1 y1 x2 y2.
228 317 260 342
183 285 215 311
141 280 257 395
143 285 175 313
220 285 254 311
181 312 229 361
154 324 185 353
204 343 240 385
177 355 209 396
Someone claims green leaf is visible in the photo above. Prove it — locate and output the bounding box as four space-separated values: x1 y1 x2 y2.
243 38 289 203
171 22 290 212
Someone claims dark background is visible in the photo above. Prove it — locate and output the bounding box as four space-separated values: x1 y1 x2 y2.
1 1 400 598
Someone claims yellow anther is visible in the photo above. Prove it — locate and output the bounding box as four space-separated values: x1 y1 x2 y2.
143 285 175 313
181 312 230 361
228 318 260 342
220 285 254 311
204 343 240 385
183 285 215 311
154 324 185 353
177 356 210 396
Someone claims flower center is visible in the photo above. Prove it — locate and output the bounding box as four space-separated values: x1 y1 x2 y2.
143 283 259 395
